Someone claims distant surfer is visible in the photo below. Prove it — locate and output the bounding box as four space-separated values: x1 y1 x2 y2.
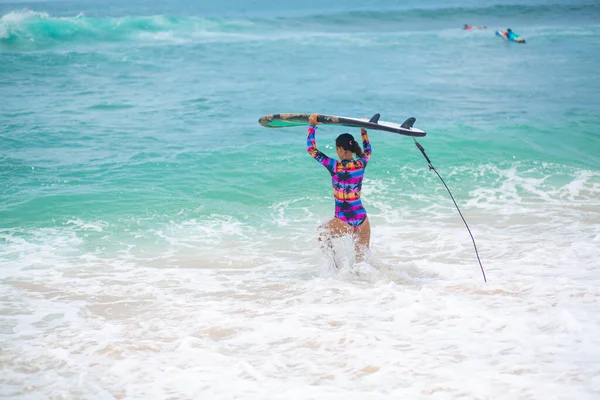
307 113 372 262
497 28 525 43
463 24 487 30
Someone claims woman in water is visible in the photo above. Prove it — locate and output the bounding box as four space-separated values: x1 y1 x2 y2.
306 113 372 260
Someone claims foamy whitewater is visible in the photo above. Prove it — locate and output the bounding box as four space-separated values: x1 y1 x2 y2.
1 0 600 398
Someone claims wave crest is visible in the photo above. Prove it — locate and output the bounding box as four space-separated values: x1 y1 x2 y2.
0 10 246 49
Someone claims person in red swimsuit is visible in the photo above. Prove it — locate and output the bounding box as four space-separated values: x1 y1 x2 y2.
464 24 487 30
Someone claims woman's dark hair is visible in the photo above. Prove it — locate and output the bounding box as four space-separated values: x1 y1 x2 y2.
336 133 364 158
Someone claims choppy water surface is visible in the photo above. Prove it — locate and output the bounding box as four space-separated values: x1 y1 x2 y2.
1 0 599 398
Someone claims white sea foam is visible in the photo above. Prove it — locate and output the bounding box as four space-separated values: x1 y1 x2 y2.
1 165 600 399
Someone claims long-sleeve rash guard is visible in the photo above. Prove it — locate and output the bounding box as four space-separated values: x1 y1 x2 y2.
307 126 372 228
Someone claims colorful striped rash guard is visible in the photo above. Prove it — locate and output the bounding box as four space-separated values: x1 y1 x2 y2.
307 126 372 228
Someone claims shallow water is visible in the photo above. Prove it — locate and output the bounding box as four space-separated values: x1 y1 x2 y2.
1 0 600 398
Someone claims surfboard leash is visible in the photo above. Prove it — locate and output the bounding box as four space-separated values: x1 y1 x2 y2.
412 138 487 282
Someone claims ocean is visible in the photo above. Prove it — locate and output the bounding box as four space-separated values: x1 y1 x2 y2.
1 0 599 398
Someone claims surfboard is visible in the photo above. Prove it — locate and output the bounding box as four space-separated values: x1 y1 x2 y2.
258 113 426 137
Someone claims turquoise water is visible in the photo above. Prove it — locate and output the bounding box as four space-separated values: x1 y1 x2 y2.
1 0 600 398
2 1 598 234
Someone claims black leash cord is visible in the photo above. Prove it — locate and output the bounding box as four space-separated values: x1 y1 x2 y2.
413 138 487 282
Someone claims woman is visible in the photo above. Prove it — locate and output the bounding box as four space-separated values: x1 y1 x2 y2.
306 113 372 260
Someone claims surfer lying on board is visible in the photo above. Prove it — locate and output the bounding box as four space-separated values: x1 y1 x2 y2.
500 28 525 42
307 113 372 262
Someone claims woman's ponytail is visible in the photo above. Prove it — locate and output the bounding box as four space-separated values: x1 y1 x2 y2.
351 140 364 158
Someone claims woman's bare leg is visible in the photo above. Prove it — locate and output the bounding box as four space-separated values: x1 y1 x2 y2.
354 217 371 261
318 218 354 268
320 218 354 238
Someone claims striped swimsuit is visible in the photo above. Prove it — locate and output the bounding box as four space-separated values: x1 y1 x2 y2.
307 126 372 228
